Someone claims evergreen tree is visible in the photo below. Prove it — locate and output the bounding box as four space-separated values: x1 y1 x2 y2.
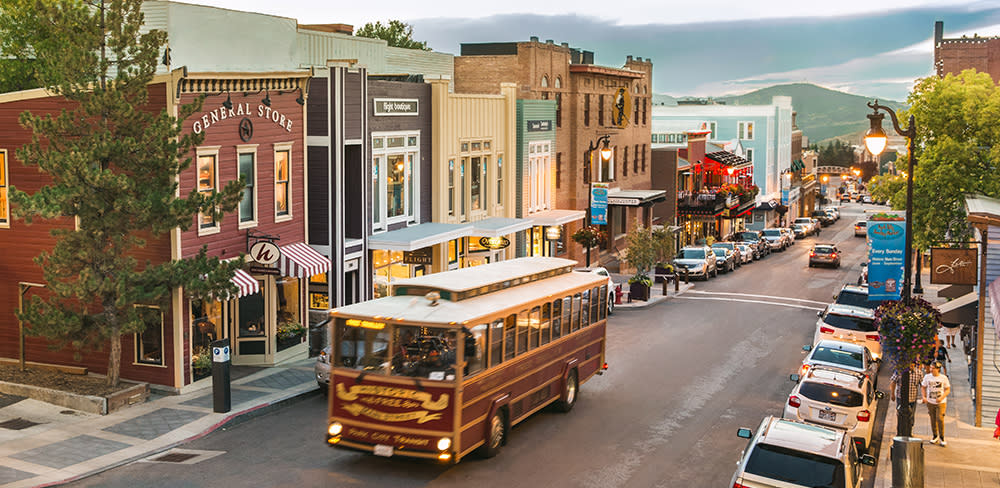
2 0 244 386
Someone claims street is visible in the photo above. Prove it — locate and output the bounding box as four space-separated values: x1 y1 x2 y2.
68 203 889 488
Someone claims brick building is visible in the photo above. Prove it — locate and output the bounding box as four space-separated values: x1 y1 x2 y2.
454 38 658 267
934 21 1000 82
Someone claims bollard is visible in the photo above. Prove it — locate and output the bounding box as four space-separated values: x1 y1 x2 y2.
674 274 679 292
662 277 668 296
684 269 689 284
211 338 232 414
891 436 924 488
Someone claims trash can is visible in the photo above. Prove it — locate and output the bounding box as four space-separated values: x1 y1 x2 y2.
891 436 924 488
211 338 232 414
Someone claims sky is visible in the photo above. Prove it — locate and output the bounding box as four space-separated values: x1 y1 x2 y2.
183 0 1000 101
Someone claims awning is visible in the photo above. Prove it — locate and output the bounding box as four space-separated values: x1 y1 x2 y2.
231 268 260 298
938 291 978 326
527 209 585 226
704 151 752 171
279 242 330 278
607 189 667 207
470 217 534 237
367 222 473 251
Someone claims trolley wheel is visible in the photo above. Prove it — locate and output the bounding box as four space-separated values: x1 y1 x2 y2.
479 409 506 458
555 369 578 412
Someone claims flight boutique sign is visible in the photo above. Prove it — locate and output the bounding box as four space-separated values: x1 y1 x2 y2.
336 383 448 424
191 103 295 135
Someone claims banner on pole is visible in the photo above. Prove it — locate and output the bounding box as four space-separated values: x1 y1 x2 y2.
868 218 906 301
590 182 608 225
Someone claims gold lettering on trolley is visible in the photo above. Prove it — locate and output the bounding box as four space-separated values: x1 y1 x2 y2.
336 383 449 410
342 403 443 424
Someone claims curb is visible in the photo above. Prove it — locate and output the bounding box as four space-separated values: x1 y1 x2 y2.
32 385 321 487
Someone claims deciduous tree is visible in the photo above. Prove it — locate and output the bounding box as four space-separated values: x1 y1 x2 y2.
3 0 244 386
355 20 430 51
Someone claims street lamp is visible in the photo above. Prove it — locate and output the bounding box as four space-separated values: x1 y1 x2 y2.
864 99 919 437
585 134 613 183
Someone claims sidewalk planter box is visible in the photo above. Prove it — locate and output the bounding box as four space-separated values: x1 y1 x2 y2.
0 380 148 415
629 282 650 301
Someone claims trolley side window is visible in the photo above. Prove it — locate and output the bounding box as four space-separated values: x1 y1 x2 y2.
571 293 582 332
516 309 529 354
580 289 591 328
489 318 504 368
530 306 541 349
390 325 458 380
598 285 607 321
561 297 571 336
466 323 487 376
590 286 600 324
503 314 517 360
551 299 563 340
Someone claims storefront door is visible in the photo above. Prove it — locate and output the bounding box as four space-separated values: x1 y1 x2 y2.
232 278 273 365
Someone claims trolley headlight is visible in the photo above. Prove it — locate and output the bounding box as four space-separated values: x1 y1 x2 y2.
328 422 343 436
436 437 452 451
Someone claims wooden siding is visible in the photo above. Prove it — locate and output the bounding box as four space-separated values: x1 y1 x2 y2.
178 90 306 260
515 100 557 219
383 46 454 80
982 226 1000 426
307 145 329 245
344 71 363 141
296 30 387 72
307 78 328 137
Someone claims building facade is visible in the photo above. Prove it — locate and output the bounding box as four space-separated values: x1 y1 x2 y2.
934 21 1000 83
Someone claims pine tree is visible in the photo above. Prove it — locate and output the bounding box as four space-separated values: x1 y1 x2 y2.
2 0 244 386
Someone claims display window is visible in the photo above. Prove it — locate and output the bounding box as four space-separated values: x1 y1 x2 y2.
372 132 419 229
276 276 303 352
274 145 291 219
196 147 220 233
190 298 226 381
134 305 164 366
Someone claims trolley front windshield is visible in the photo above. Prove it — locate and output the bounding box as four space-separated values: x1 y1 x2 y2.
335 318 459 380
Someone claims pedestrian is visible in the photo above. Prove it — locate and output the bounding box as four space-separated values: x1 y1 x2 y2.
942 322 960 349
921 361 951 446
934 338 951 375
994 409 1000 440
889 363 921 434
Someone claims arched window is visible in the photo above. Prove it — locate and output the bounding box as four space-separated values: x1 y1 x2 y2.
554 76 562 89
540 76 549 88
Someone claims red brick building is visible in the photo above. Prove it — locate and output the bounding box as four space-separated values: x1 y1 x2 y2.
934 21 1000 82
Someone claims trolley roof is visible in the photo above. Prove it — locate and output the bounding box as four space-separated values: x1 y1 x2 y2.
330 259 607 325
390 257 579 302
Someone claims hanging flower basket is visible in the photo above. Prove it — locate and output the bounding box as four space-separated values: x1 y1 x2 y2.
874 297 941 369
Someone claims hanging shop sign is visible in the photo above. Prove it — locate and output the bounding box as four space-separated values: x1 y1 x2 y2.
479 236 510 250
545 225 562 240
192 103 294 135
403 248 434 265
590 183 608 225
373 98 419 116
930 248 977 285
867 218 906 301
249 241 281 265
527 120 552 132
249 265 281 275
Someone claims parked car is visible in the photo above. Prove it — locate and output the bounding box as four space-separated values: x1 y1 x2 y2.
575 267 617 314
785 367 883 453
712 247 736 273
779 227 796 245
673 246 717 280
735 244 754 264
761 228 788 251
800 339 879 386
792 223 809 239
833 284 881 311
861 195 873 204
825 207 840 221
315 345 331 388
854 220 867 237
814 304 881 360
731 416 875 488
735 230 769 258
712 242 743 268
812 210 835 227
840 193 852 203
793 217 817 236
857 263 868 285
809 244 841 268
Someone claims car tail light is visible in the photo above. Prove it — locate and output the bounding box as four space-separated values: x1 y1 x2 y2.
866 334 880 341
788 395 801 408
810 252 816 257
857 410 871 422
830 253 837 258
820 326 834 334
733 483 750 488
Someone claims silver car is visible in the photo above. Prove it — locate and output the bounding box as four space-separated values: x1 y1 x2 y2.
673 246 717 280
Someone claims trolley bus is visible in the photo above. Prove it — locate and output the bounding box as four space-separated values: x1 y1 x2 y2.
324 257 609 462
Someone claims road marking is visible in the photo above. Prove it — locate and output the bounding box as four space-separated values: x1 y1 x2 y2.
675 295 825 311
686 290 828 305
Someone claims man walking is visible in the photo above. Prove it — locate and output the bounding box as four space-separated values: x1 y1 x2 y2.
921 361 951 446
889 362 921 434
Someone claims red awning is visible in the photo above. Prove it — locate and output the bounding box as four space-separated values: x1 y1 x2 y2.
279 242 330 278
230 268 260 298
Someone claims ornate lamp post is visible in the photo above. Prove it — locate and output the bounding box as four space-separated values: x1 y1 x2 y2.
864 100 918 436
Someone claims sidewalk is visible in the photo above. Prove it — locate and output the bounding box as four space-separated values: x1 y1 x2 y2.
872 274 1000 487
609 272 694 310
0 359 319 488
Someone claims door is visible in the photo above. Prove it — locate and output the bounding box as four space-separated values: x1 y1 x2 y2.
233 278 273 365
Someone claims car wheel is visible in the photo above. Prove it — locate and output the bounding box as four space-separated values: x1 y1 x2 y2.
607 295 614 315
479 409 507 458
808 262 813 268
554 369 578 412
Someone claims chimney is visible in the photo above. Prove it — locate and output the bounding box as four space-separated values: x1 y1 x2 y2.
627 55 633 62
530 36 539 42
546 39 554 44
561 42 569 48
636 57 642 62
934 21 943 46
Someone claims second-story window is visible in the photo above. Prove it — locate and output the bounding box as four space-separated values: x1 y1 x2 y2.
196 146 219 233
527 141 551 213
237 146 257 227
555 93 562 128
0 149 8 228
745 148 754 162
709 121 717 139
372 132 420 228
633 144 639 174
274 144 292 219
623 146 628 177
584 95 590 127
598 94 605 126
738 121 754 140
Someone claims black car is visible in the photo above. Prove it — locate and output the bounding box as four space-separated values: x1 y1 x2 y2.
735 230 769 259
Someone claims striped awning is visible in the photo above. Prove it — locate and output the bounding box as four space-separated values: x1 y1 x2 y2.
279 242 330 278
231 268 260 298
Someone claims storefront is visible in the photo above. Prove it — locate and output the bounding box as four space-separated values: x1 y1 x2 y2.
605 189 667 247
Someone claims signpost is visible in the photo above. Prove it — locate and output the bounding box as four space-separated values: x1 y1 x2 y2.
868 218 906 301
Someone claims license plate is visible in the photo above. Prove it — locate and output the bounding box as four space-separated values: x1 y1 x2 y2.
818 410 836 421
373 444 393 457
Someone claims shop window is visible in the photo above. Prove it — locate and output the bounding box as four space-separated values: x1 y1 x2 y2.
196 147 219 233
738 121 754 140
135 305 163 366
237 148 257 227
276 276 303 352
274 144 292 219
191 298 225 380
0 149 8 227
238 283 265 338
373 132 419 225
373 249 408 298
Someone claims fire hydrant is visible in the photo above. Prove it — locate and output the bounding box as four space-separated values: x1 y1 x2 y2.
615 284 623 305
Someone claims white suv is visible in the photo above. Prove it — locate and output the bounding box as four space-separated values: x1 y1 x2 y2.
574 267 616 314
731 416 875 488
785 367 884 453
800 340 878 387
813 304 881 360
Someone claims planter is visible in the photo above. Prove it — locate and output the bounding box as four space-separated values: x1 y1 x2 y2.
629 282 650 301
0 380 148 415
654 266 672 283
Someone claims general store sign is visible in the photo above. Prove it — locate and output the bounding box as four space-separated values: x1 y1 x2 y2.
374 98 418 116
192 103 295 134
930 248 977 285
607 197 641 206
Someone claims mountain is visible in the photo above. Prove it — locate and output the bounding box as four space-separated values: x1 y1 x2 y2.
715 83 906 144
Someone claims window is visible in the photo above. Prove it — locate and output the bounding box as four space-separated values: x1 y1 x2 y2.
555 93 562 128
237 147 257 227
496 155 503 207
598 94 605 126
584 95 590 127
196 147 219 233
528 141 551 212
709 121 717 139
530 307 541 348
503 314 516 360
633 144 639 174
581 289 590 327
489 319 503 368
541 75 549 88
738 121 754 140
459 139 492 217
135 306 163 365
554 76 562 89
467 323 487 376
746 148 754 163
642 98 647 125
540 303 551 345
447 159 455 216
274 144 292 219
634 97 639 125
561 296 571 336
642 144 647 172
0 149 8 227
372 133 420 227
516 309 529 354
275 276 302 352
551 299 563 340
556 153 562 189
623 146 628 176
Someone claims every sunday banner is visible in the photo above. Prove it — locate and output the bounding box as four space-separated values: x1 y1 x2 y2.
868 218 906 301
